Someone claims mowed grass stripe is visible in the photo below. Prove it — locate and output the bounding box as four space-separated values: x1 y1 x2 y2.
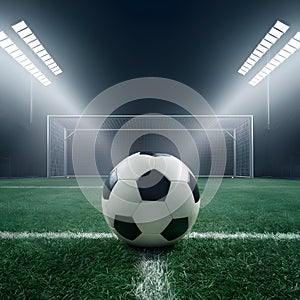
0 238 138 299
1 231 300 240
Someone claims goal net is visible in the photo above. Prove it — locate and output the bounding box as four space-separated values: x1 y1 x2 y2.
47 115 253 178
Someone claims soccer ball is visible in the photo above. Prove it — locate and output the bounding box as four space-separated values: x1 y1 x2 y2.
102 152 200 247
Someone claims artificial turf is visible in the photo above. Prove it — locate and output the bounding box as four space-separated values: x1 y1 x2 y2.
0 178 299 299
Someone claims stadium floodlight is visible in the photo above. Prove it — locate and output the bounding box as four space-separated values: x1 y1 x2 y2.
265 63 276 70
0 31 7 41
0 38 14 48
294 32 300 41
250 54 260 62
260 39 272 49
248 32 300 86
273 20 289 33
283 44 297 54
273 53 285 63
253 49 264 58
256 44 268 53
288 38 300 49
23 34 36 44
269 27 283 39
5 44 18 54
264 33 277 44
278 49 291 58
0 30 51 86
238 69 247 75
237 20 289 76
12 20 63 76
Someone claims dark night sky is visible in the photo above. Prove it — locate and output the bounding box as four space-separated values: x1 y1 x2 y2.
0 0 300 177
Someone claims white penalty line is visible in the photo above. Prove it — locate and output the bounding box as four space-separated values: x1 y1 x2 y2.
0 186 102 189
0 231 299 240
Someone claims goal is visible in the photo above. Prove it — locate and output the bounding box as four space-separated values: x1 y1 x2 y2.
47 115 253 178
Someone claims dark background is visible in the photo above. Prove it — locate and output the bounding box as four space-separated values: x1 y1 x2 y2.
0 0 299 178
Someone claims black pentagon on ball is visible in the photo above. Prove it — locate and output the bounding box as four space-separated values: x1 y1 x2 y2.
114 216 142 241
102 168 118 200
187 172 200 203
137 169 170 201
161 217 189 241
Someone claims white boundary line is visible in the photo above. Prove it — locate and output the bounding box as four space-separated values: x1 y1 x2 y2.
0 231 116 239
0 186 102 189
187 232 300 240
0 231 299 240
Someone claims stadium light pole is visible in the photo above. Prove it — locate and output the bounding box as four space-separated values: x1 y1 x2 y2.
267 53 271 130
30 76 33 124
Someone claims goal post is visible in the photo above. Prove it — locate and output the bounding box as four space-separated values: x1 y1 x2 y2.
47 115 254 178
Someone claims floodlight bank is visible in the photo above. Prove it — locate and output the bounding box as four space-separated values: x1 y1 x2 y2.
12 20 63 76
237 20 289 76
249 31 300 86
0 30 51 86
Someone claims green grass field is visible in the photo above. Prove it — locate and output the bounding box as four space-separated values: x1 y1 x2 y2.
0 178 299 299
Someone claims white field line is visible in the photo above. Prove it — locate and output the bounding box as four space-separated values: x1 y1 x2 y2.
134 252 176 300
0 231 116 239
186 232 300 240
0 186 102 189
0 231 299 240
